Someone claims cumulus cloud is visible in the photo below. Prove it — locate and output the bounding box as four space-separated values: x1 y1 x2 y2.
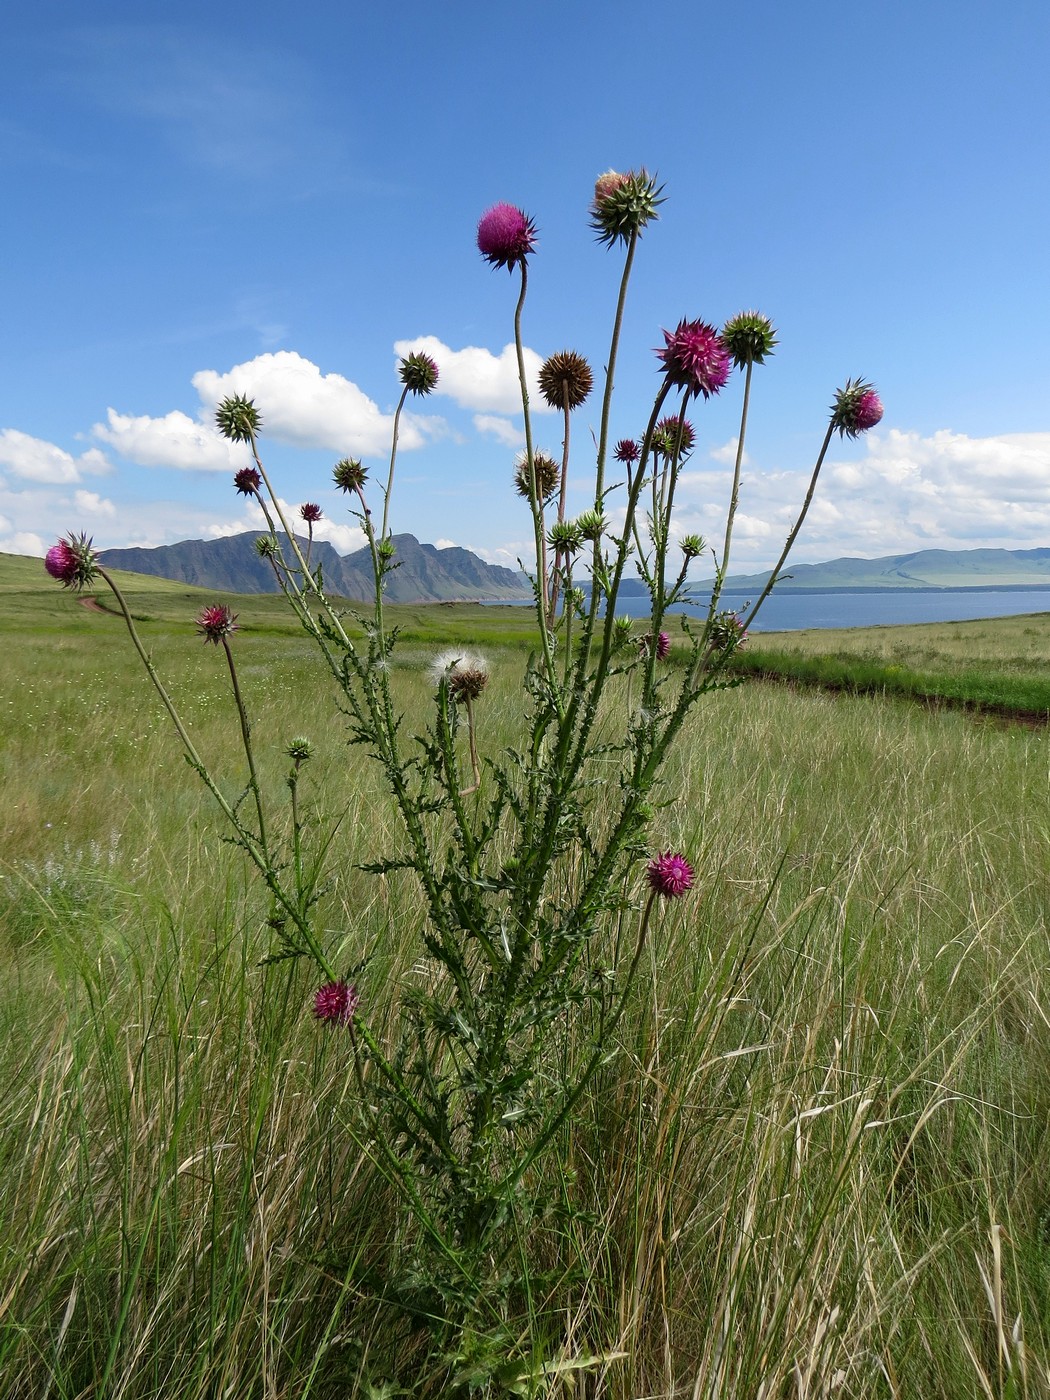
0 530 46 557
710 437 750 467
193 351 443 456
393 336 550 416
671 428 1050 568
0 429 112 484
473 414 524 448
74 489 117 517
93 409 249 472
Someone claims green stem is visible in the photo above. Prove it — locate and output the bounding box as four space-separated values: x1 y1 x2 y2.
381 384 411 541
221 635 268 855
713 359 754 613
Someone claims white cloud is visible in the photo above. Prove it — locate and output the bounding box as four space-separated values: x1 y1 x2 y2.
473 414 524 448
74 489 117 517
394 336 550 416
193 351 442 457
710 437 750 467
0 429 112 484
93 408 249 472
205 497 366 556
0 530 46 557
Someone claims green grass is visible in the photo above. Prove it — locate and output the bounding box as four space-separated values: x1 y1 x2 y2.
733 610 1050 717
2 555 1050 1395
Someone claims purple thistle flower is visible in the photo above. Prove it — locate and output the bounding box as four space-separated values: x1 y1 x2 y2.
653 415 695 459
44 532 99 591
313 980 359 1026
831 379 884 438
614 438 640 465
640 630 671 661
299 502 323 525
646 851 695 899
196 603 238 644
657 319 731 399
234 467 262 496
477 202 537 272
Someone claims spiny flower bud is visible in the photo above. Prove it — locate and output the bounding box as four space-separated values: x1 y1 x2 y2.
831 379 884 438
216 395 261 443
548 518 583 554
477 202 537 272
575 509 606 542
514 451 559 502
680 533 705 559
255 535 279 558
538 350 593 411
44 532 100 591
196 603 238 644
590 168 664 247
286 736 314 762
234 467 262 496
652 416 695 460
657 320 731 399
398 351 439 396
299 502 323 524
721 311 778 368
333 457 367 492
612 615 634 651
709 609 748 652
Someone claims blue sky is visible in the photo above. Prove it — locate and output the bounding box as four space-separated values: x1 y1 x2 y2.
3 0 1048 573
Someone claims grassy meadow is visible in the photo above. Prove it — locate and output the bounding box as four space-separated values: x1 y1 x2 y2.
2 551 1050 1396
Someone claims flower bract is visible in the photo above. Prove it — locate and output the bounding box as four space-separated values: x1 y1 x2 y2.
721 311 778 369
831 379 884 438
234 467 262 496
399 351 439 396
333 458 367 492
590 168 664 247
614 438 640 465
299 502 323 524
514 451 559 501
215 395 261 443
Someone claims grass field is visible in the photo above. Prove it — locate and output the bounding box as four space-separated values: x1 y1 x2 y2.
2 552 1049 1396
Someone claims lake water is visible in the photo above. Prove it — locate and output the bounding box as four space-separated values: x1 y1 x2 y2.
618 590 1050 632
496 591 1050 632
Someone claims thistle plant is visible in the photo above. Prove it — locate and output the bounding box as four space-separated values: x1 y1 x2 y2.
46 171 882 1395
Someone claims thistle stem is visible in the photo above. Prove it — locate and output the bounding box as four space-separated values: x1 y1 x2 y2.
381 384 411 541
221 635 269 855
714 359 754 613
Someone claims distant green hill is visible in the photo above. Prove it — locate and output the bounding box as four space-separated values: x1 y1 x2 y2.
706 546 1050 593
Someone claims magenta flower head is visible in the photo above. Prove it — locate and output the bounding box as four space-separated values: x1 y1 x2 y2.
313 979 359 1027
646 851 695 899
477 202 537 272
234 467 262 496
45 532 99 591
831 379 884 438
657 319 731 399
299 502 323 525
614 438 639 465
398 351 439 396
652 415 695 460
640 630 671 661
196 603 238 644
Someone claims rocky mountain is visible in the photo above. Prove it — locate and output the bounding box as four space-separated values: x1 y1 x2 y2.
98 533 531 603
708 547 1050 592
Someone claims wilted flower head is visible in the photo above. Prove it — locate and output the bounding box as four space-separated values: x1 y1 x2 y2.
333 457 367 492
831 379 884 438
430 649 490 701
514 450 560 502
398 351 439 396
646 851 695 899
640 630 671 661
234 467 262 496
721 311 778 369
216 395 261 443
299 502 323 525
313 980 359 1026
652 415 695 460
477 202 536 272
657 320 731 399
590 168 664 247
196 603 238 644
614 438 640 465
538 350 593 411
44 532 99 591
710 610 748 652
